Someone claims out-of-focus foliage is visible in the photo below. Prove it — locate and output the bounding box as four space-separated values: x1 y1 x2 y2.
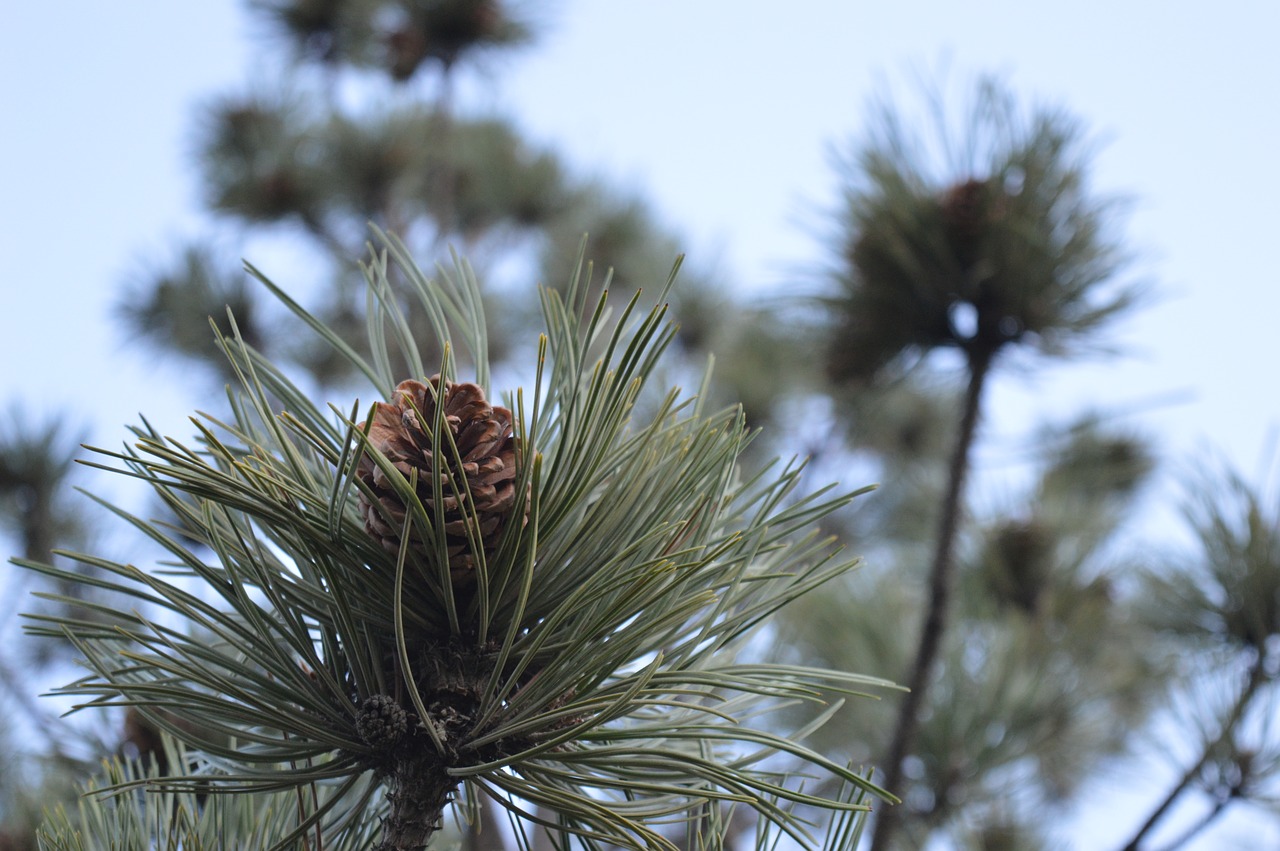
824 78 1140 386
779 418 1163 845
1144 464 1280 653
1120 462 1280 849
254 0 533 76
120 0 756 408
813 74 1148 851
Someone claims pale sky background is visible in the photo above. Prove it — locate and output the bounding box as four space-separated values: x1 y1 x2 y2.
2 2 1279 848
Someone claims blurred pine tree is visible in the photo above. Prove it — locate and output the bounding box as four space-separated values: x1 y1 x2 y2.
814 75 1143 851
5 6 1279 848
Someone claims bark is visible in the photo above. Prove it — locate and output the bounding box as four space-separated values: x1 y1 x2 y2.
376 762 460 851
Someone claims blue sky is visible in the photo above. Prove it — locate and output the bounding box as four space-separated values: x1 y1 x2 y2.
3 1 1280 846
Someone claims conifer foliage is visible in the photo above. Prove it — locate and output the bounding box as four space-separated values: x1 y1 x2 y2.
8 4 1280 846
20 233 888 850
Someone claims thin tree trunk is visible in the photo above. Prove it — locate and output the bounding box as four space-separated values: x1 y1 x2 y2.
868 348 993 851
1117 653 1267 851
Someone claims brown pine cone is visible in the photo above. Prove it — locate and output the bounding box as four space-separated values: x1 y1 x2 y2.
357 376 522 584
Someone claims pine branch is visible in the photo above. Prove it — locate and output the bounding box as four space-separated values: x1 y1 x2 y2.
1117 651 1269 851
18 233 890 849
869 346 993 850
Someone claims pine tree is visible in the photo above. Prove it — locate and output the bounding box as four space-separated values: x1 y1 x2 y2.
117 1 734 397
814 76 1147 849
8 6 1280 848
767 71 1280 848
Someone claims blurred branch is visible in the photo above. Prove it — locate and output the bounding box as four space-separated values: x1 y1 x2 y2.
1120 650 1270 851
871 346 993 850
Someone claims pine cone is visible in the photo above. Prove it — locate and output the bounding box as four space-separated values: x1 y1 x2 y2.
356 694 409 751
357 376 523 583
941 177 992 270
